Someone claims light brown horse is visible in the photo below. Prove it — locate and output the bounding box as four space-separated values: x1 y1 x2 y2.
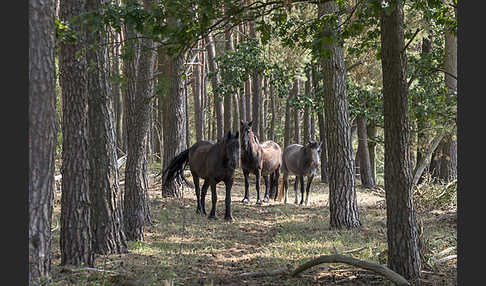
278 141 321 206
240 120 282 204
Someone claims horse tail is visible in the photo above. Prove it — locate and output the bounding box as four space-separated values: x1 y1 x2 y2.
162 148 191 188
277 176 286 202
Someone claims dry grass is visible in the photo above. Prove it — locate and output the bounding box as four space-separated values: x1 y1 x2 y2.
48 169 456 285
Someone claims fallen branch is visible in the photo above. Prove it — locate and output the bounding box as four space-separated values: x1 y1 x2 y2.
435 179 457 199
342 246 367 254
291 254 410 286
434 254 457 264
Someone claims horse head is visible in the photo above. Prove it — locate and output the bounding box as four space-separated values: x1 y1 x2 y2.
223 130 240 169
305 140 322 172
240 120 254 150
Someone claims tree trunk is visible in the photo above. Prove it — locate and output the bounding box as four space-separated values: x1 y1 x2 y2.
192 41 204 141
206 33 224 140
160 49 187 198
367 121 378 185
284 94 292 149
380 1 421 282
112 27 125 155
224 19 234 134
245 76 252 122
317 111 329 184
29 0 57 281
439 17 457 182
303 71 311 144
86 0 128 254
59 0 94 266
123 0 154 241
319 1 360 229
293 79 301 145
268 84 275 141
356 116 374 188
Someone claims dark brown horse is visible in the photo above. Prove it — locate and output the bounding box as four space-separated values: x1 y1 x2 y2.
162 131 240 221
279 141 321 206
240 120 282 204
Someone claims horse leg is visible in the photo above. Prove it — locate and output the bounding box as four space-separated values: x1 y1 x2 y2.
224 179 234 221
284 172 289 204
208 183 218 219
294 175 299 204
305 175 314 206
200 180 209 215
193 173 202 214
242 170 250 203
255 171 262 205
268 172 275 199
263 175 270 203
299 175 305 205
273 167 280 201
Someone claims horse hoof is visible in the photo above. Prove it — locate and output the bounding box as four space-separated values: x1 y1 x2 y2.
256 200 262 205
224 216 234 222
263 197 269 203
208 215 217 220
241 198 250 204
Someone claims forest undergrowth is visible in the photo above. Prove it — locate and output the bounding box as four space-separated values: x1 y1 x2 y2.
48 168 456 286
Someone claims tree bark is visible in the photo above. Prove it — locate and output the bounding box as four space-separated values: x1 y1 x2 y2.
224 16 234 134
319 1 360 229
268 84 275 141
380 1 421 282
122 0 154 241
192 41 204 141
293 79 301 145
206 33 224 140
367 121 378 185
59 0 94 266
357 116 374 188
29 0 57 281
317 111 329 184
160 48 187 198
86 0 128 254
303 71 311 144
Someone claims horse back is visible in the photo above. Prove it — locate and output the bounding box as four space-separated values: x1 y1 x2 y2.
261 141 282 176
188 141 214 177
282 144 305 175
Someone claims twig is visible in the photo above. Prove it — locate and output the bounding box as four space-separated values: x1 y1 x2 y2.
342 246 367 254
402 28 422 53
435 179 457 199
434 254 457 264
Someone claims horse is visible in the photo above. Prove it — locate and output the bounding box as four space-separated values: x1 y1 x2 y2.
240 120 282 204
162 131 240 221
278 141 321 206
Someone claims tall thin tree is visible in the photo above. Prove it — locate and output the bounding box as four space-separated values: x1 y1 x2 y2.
380 0 421 282
59 0 94 266
29 0 57 281
319 0 360 228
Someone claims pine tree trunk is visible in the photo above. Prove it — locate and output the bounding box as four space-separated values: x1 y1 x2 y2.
367 121 378 186
356 116 374 188
86 0 128 254
206 33 224 140
29 0 57 281
319 1 360 229
224 21 234 134
269 84 275 141
303 71 311 144
193 41 204 141
284 95 292 149
317 111 329 184
245 76 252 122
380 1 421 282
160 49 187 198
59 0 94 266
123 0 154 240
293 79 301 145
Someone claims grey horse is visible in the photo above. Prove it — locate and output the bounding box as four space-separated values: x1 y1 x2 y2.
279 141 321 205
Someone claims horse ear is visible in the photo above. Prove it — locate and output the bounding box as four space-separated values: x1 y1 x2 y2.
235 131 239 138
248 120 253 127
240 120 244 126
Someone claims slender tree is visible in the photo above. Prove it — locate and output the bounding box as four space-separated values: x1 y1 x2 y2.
319 0 360 229
123 0 154 241
29 0 57 281
206 32 224 140
293 79 301 145
59 0 94 266
192 40 204 141
356 116 374 188
86 0 128 254
223 11 234 134
380 0 421 282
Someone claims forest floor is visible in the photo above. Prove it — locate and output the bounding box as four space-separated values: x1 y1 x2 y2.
48 169 457 285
